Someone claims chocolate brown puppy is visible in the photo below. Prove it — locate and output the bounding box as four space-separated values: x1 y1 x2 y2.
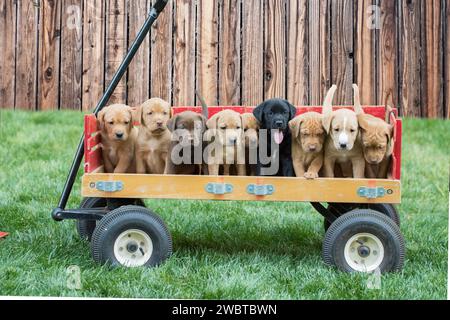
164 111 207 175
97 104 137 173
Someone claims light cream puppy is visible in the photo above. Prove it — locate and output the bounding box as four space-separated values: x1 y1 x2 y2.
353 84 394 178
205 110 246 176
289 112 325 179
135 98 171 174
322 85 365 178
97 104 138 173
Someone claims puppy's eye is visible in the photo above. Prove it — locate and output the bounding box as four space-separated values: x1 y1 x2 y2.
378 145 384 150
164 112 168 115
350 129 356 133
334 128 339 132
236 126 241 130
124 121 130 125
147 112 153 115
220 126 227 130
108 121 114 125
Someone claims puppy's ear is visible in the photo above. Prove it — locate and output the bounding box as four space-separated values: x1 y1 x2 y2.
357 114 370 132
126 106 134 129
167 115 178 132
97 109 107 131
206 113 219 129
285 100 297 120
385 122 394 141
322 114 334 134
253 102 266 123
289 117 302 138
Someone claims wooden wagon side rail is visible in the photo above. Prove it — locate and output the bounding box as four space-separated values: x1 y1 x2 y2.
81 174 401 204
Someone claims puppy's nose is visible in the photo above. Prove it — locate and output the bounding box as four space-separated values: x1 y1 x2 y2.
309 146 317 152
275 121 283 128
157 120 163 127
340 143 347 149
116 132 124 139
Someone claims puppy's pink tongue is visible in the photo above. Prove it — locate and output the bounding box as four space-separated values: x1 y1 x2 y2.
274 130 284 145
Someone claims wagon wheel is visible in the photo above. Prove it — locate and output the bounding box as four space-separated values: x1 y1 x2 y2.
91 206 172 268
76 198 146 241
323 209 405 273
324 203 400 231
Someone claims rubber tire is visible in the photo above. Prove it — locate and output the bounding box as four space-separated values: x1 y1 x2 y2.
91 206 172 268
324 203 400 231
76 198 146 241
323 209 405 273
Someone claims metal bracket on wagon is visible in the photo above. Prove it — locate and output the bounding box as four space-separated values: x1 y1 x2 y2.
247 184 275 196
205 183 234 195
357 187 387 199
93 181 124 193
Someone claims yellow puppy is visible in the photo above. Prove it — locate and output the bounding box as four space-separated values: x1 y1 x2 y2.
205 110 246 176
353 84 394 178
289 112 325 179
97 104 137 173
241 113 260 176
135 98 171 174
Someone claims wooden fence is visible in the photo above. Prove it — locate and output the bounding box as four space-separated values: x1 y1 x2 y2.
0 0 449 118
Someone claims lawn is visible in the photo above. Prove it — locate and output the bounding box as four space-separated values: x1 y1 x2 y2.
0 110 448 299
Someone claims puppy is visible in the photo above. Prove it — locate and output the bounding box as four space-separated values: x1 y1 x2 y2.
135 98 171 174
164 111 207 175
289 112 325 179
253 99 297 177
353 84 394 178
97 104 137 173
241 113 260 176
322 85 365 178
205 110 246 176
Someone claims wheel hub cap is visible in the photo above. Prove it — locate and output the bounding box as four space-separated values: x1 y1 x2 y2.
344 233 384 272
113 229 153 267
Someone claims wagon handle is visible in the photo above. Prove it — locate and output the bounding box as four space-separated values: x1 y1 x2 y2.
52 0 170 221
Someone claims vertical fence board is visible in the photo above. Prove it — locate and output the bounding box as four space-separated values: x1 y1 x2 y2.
197 0 219 106
399 0 422 117
128 0 150 107
287 0 309 106
355 0 376 105
218 0 240 106
330 0 353 105
264 0 286 100
105 0 127 104
15 0 38 110
38 0 61 111
421 0 444 118
82 0 105 112
446 0 450 118
242 0 263 106
378 0 398 108
0 0 16 109
150 0 173 103
173 0 196 106
61 0 83 110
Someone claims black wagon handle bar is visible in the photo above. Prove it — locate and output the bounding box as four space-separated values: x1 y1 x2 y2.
52 0 169 220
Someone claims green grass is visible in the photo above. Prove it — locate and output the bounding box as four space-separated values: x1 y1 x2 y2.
0 110 448 299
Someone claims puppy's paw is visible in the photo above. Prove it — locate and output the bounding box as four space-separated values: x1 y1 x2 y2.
304 172 319 180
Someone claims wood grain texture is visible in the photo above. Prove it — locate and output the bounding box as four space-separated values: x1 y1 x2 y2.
421 0 444 118
355 0 376 105
38 0 61 110
197 0 219 106
218 0 240 106
82 0 105 112
242 0 263 106
61 0 83 110
330 0 353 105
309 0 331 105
446 0 450 118
173 0 196 106
128 0 150 107
82 174 401 204
150 0 173 103
15 0 38 110
106 0 127 104
378 0 398 108
287 0 309 106
0 0 16 109
264 0 286 100
399 0 422 117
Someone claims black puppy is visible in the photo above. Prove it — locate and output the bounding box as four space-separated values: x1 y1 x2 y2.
253 99 297 177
